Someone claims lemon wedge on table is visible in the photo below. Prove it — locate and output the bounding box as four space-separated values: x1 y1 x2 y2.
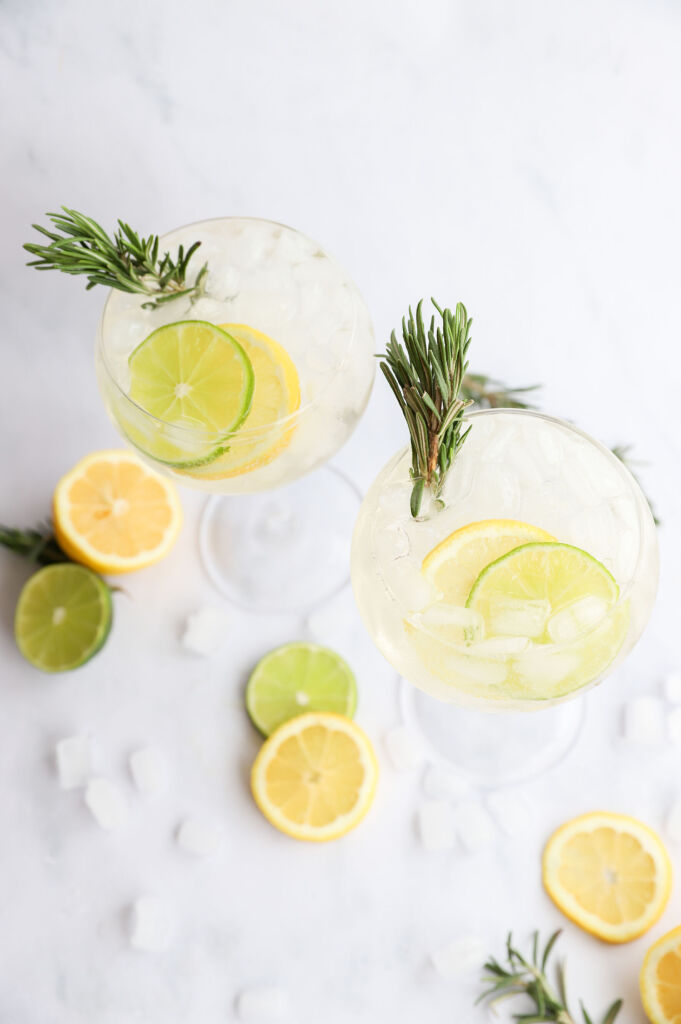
640 926 681 1024
251 712 378 842
542 812 672 943
53 450 182 574
181 323 300 480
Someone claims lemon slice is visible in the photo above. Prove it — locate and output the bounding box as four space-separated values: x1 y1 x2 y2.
640 925 681 1024
251 712 378 842
126 320 254 467
422 519 555 607
53 450 182 574
15 564 112 672
542 812 672 943
246 643 357 736
181 323 300 480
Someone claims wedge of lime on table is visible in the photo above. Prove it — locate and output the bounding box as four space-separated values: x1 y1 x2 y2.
246 643 357 736
15 563 112 672
124 320 255 468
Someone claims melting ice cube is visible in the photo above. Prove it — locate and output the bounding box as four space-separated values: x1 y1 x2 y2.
84 779 128 831
547 596 609 644
181 607 231 656
55 735 95 790
466 636 530 659
414 604 484 643
513 646 580 691
487 598 551 639
129 896 175 953
417 800 456 852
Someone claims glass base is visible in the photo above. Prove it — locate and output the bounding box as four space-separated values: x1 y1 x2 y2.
199 465 361 612
400 679 585 788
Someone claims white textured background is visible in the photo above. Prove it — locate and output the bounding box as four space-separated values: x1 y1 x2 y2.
1 1 681 1021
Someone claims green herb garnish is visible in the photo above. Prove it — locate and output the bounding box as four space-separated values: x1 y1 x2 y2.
24 207 207 309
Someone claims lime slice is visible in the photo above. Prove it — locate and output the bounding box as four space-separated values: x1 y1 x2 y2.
246 643 357 736
422 519 556 609
125 320 255 467
15 564 112 672
180 323 300 480
466 542 627 698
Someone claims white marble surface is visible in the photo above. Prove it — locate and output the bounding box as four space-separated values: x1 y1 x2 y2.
2 1 681 1020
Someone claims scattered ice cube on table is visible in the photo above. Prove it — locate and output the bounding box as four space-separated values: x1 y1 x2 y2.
622 697 666 745
668 707 681 744
466 636 530 658
431 935 485 979
55 735 95 789
486 790 532 838
129 896 175 953
236 986 290 1023
513 646 580 691
663 670 681 704
181 607 231 656
384 726 423 772
665 797 681 844
487 598 551 639
547 596 609 644
422 765 471 802
454 801 496 853
417 800 456 852
176 817 224 858
129 747 168 797
84 779 128 831
414 604 484 643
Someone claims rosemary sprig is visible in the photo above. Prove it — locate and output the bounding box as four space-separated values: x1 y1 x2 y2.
461 372 540 410
0 524 70 566
380 299 473 517
24 207 208 309
478 930 622 1024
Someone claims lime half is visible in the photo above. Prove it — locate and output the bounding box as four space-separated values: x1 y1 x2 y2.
467 542 627 699
15 564 112 672
246 643 357 736
126 320 255 467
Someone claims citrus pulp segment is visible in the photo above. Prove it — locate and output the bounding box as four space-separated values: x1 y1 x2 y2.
640 925 681 1024
126 320 254 467
251 712 378 842
542 812 672 943
180 323 300 480
15 564 112 672
53 450 182 574
246 643 357 736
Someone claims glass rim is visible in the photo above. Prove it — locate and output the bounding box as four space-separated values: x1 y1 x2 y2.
96 215 363 443
372 406 655 613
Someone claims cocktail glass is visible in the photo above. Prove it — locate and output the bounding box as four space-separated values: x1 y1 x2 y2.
351 409 658 786
96 217 375 611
